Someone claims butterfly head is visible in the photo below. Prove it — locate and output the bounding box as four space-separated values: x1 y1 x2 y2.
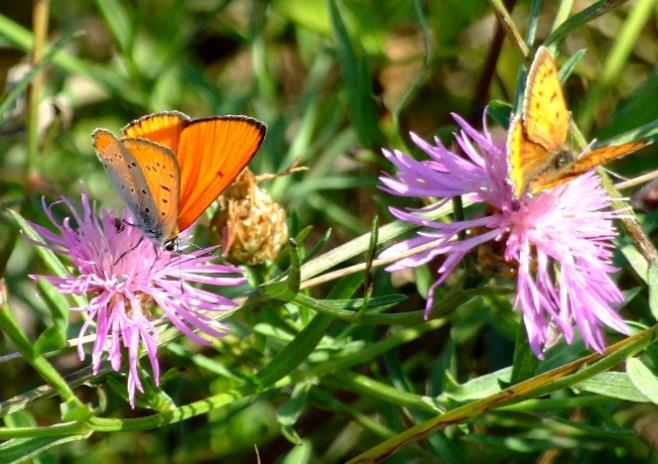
164 237 179 252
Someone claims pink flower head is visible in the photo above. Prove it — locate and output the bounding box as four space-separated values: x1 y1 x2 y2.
379 111 628 356
29 194 246 406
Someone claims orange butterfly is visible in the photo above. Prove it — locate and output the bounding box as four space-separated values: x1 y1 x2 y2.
507 46 651 197
92 111 266 249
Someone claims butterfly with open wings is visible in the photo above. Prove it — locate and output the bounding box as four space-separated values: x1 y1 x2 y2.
507 46 651 198
92 111 266 250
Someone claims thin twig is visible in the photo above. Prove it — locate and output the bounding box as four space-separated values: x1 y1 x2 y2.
614 169 658 191
27 0 49 178
488 0 529 59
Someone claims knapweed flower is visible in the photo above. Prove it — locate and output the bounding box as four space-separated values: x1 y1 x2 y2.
29 194 246 406
379 111 628 356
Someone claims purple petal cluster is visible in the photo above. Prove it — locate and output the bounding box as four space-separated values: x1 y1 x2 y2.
379 112 628 355
29 194 246 406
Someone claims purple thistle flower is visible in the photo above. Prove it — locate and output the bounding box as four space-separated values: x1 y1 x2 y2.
29 194 246 406
379 111 628 356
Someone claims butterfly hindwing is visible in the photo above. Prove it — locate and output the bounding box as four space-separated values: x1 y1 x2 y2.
522 46 569 152
507 115 550 197
93 129 161 235
120 138 181 241
176 116 266 231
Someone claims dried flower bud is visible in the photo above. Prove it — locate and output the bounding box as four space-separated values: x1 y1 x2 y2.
211 168 288 265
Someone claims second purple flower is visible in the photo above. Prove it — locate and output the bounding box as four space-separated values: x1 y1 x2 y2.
379 111 628 356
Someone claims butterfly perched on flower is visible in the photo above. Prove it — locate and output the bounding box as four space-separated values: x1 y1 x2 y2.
92 111 266 249
507 46 651 197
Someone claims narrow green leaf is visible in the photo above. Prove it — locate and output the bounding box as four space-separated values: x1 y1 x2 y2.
256 274 362 387
626 357 658 404
509 323 539 384
318 294 407 311
263 240 300 301
329 0 383 148
300 227 331 264
0 32 77 117
0 435 90 464
512 66 527 114
255 313 333 387
487 100 513 129
525 0 541 47
545 0 628 49
597 71 658 139
94 0 133 53
576 0 655 132
9 209 86 307
391 0 431 142
60 398 93 422
277 381 313 445
621 242 648 282
576 371 650 403
281 440 313 464
33 278 70 355
2 410 36 428
440 367 512 402
648 262 658 321
0 13 143 105
557 48 586 82
11 209 66 277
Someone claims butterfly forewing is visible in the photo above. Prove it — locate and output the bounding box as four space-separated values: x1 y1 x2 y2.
176 116 266 231
522 46 569 152
120 138 181 241
533 140 652 191
121 111 189 154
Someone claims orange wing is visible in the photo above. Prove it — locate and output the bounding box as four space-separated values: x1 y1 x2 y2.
121 111 189 154
93 129 180 242
533 140 652 192
507 115 550 197
176 116 266 231
120 138 181 241
523 46 569 151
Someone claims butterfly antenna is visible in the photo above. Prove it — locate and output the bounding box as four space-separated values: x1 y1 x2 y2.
113 234 145 266
254 159 308 183
146 239 161 276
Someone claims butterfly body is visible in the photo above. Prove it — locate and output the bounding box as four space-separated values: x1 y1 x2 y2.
93 112 266 248
507 46 650 197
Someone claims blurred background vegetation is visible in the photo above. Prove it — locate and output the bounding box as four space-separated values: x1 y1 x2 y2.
1 0 658 462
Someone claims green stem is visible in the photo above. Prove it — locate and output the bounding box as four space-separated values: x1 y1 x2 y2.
324 371 441 414
0 281 83 408
293 287 510 325
347 325 657 463
0 320 448 438
26 0 48 180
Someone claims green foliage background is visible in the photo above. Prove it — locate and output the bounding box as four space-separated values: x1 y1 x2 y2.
1 0 658 462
